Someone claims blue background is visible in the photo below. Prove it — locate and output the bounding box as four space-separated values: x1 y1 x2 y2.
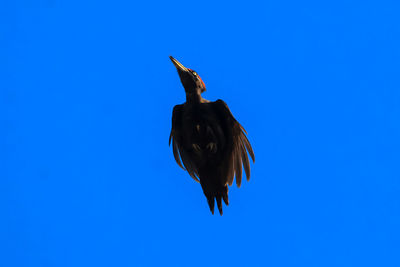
2 1 400 266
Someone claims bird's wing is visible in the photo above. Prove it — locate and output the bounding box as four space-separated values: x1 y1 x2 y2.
213 100 255 187
169 104 200 182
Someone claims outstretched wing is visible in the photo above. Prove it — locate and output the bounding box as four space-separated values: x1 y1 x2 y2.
169 104 200 182
213 99 255 187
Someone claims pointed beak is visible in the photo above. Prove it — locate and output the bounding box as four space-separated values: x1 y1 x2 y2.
169 56 189 73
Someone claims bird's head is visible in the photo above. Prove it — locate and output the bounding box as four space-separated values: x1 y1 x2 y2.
170 56 206 95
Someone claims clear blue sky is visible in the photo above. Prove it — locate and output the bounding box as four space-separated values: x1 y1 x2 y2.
2 1 400 266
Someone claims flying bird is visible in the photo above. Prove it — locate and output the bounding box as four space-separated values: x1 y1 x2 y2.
169 56 255 215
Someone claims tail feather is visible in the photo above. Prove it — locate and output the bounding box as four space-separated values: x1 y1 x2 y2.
222 187 229 206
216 195 223 215
202 180 229 215
207 196 215 214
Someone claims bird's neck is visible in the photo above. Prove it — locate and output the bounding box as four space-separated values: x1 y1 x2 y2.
186 92 205 104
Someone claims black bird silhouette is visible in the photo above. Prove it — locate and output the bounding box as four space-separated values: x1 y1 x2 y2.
169 56 255 215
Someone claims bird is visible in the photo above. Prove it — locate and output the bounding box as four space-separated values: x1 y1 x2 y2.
169 56 255 215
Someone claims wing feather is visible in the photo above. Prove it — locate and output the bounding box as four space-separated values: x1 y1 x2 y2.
240 138 251 181
226 153 235 186
172 138 184 170
234 141 243 187
179 148 199 182
214 100 255 187
170 105 200 183
240 132 255 162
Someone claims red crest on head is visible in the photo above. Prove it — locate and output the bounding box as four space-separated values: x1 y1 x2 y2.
200 79 206 90
188 68 206 90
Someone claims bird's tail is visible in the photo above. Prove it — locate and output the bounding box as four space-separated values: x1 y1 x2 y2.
201 179 229 215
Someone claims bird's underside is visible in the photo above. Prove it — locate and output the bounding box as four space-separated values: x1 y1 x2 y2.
169 56 254 215
169 100 255 215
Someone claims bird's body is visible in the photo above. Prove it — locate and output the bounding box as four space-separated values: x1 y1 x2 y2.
169 56 254 215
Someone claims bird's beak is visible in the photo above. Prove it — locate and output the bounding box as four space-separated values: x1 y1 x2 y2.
170 56 189 72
